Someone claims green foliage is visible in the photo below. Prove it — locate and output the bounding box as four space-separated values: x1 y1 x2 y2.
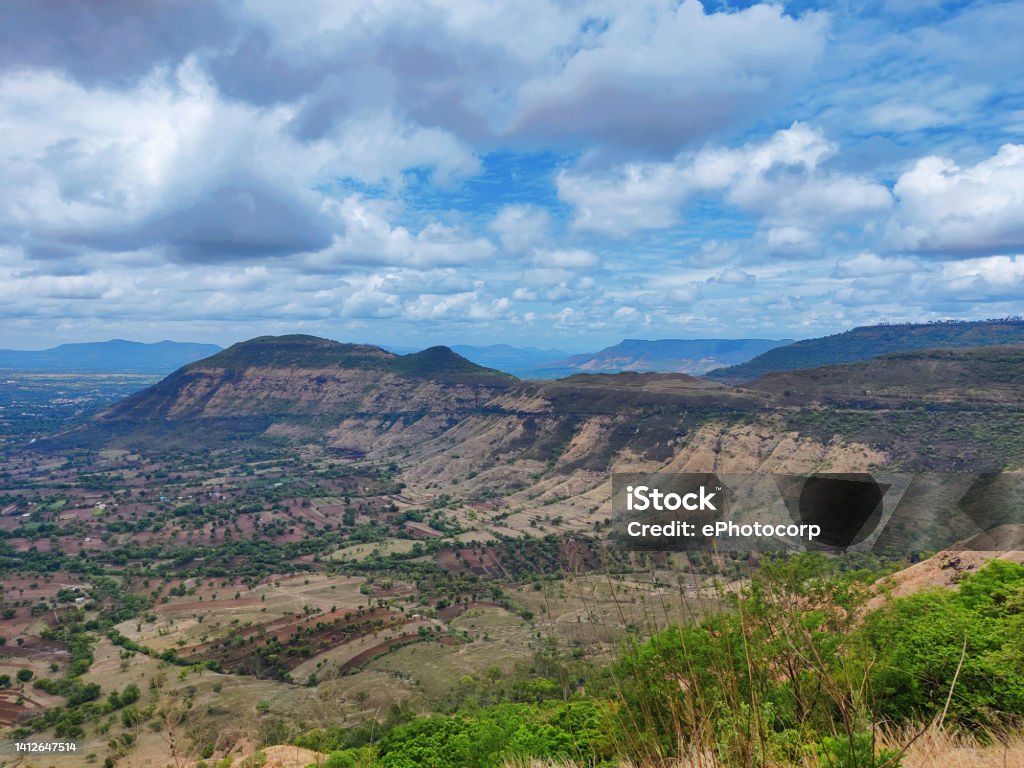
708 319 1024 381
864 560 1024 726
323 751 357 768
608 554 906 766
815 733 901 768
374 701 613 768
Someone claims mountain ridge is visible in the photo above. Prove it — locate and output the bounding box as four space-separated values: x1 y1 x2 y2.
0 339 223 373
531 337 793 377
706 319 1024 382
747 345 1024 406
42 335 516 451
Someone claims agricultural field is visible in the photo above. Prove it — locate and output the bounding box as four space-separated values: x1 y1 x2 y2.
0 439 726 767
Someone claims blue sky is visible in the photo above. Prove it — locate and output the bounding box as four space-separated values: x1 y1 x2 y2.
1 0 1023 351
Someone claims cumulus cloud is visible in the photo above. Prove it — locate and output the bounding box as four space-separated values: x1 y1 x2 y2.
225 0 827 154
939 255 1024 298
713 267 756 286
556 161 688 235
2 1 1022 346
888 144 1024 255
404 291 511 322
512 0 827 152
558 123 892 238
489 205 551 253
306 197 495 270
834 252 918 278
692 124 892 226
0 61 478 264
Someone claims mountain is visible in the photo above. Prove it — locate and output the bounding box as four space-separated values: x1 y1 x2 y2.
450 344 570 377
398 371 770 491
0 339 222 373
747 346 1024 406
33 332 1024 478
706 319 1024 382
534 338 793 377
48 335 515 451
398 345 1024 497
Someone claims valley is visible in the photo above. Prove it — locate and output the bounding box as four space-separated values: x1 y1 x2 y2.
1 328 1023 767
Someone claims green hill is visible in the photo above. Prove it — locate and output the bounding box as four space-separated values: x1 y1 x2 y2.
184 334 395 370
706 320 1024 382
747 345 1024 406
191 335 513 384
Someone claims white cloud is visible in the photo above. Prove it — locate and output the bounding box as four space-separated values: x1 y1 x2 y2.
307 196 496 269
326 113 479 186
234 1 827 153
489 204 551 253
0 273 113 301
834 252 918 278
198 267 271 292
403 291 511 322
888 143 1024 254
939 254 1024 297
765 226 817 254
378 269 476 296
0 60 478 263
513 0 827 150
559 123 891 237
692 123 892 226
511 287 536 301
557 160 688 235
531 248 598 269
713 267 756 286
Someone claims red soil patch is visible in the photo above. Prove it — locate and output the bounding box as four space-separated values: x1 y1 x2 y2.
181 607 409 673
337 633 459 674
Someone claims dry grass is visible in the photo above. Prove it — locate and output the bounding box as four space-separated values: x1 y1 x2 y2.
501 727 1024 768
183 744 325 768
882 726 1024 768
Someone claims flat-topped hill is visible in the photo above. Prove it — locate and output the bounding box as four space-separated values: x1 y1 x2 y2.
707 320 1024 382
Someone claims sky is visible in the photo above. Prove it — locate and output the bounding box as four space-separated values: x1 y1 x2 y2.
2 0 1023 351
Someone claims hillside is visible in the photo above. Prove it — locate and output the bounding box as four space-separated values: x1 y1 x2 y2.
747 345 1024 406
7 336 1024 768
38 335 1024 474
45 335 515 451
536 337 792 377
706 320 1024 382
0 339 222 373
192 336 512 384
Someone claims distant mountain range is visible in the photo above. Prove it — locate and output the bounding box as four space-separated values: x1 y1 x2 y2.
706 320 1024 382
532 338 793 377
449 344 570 377
0 339 223 373
452 338 791 377
8 319 1024 383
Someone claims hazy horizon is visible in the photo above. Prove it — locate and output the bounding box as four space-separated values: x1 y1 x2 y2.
0 332 804 357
